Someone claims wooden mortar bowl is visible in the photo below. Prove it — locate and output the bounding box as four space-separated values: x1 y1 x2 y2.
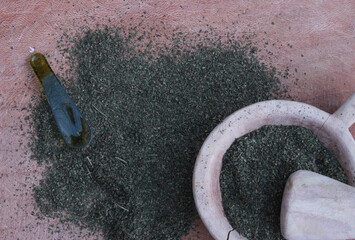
193 93 355 240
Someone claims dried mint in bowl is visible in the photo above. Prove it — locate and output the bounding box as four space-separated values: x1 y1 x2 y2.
30 25 289 239
220 125 347 240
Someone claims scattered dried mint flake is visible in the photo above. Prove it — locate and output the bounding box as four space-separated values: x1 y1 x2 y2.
220 125 347 240
30 26 287 239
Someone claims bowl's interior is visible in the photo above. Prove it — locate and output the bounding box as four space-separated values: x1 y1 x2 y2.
193 99 355 240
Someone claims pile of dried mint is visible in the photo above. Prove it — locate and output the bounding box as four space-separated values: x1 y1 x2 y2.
220 125 347 240
30 26 286 239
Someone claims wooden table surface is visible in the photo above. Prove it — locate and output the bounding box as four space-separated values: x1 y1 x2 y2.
1 1 355 239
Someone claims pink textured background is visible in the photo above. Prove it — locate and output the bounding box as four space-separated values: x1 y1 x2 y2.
1 0 355 239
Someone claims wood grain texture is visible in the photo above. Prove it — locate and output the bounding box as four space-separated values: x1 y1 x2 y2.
281 170 355 240
1 0 355 239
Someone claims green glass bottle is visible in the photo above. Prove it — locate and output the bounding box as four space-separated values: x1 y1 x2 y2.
29 53 92 149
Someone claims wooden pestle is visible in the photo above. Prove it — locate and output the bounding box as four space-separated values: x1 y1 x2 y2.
281 170 355 240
